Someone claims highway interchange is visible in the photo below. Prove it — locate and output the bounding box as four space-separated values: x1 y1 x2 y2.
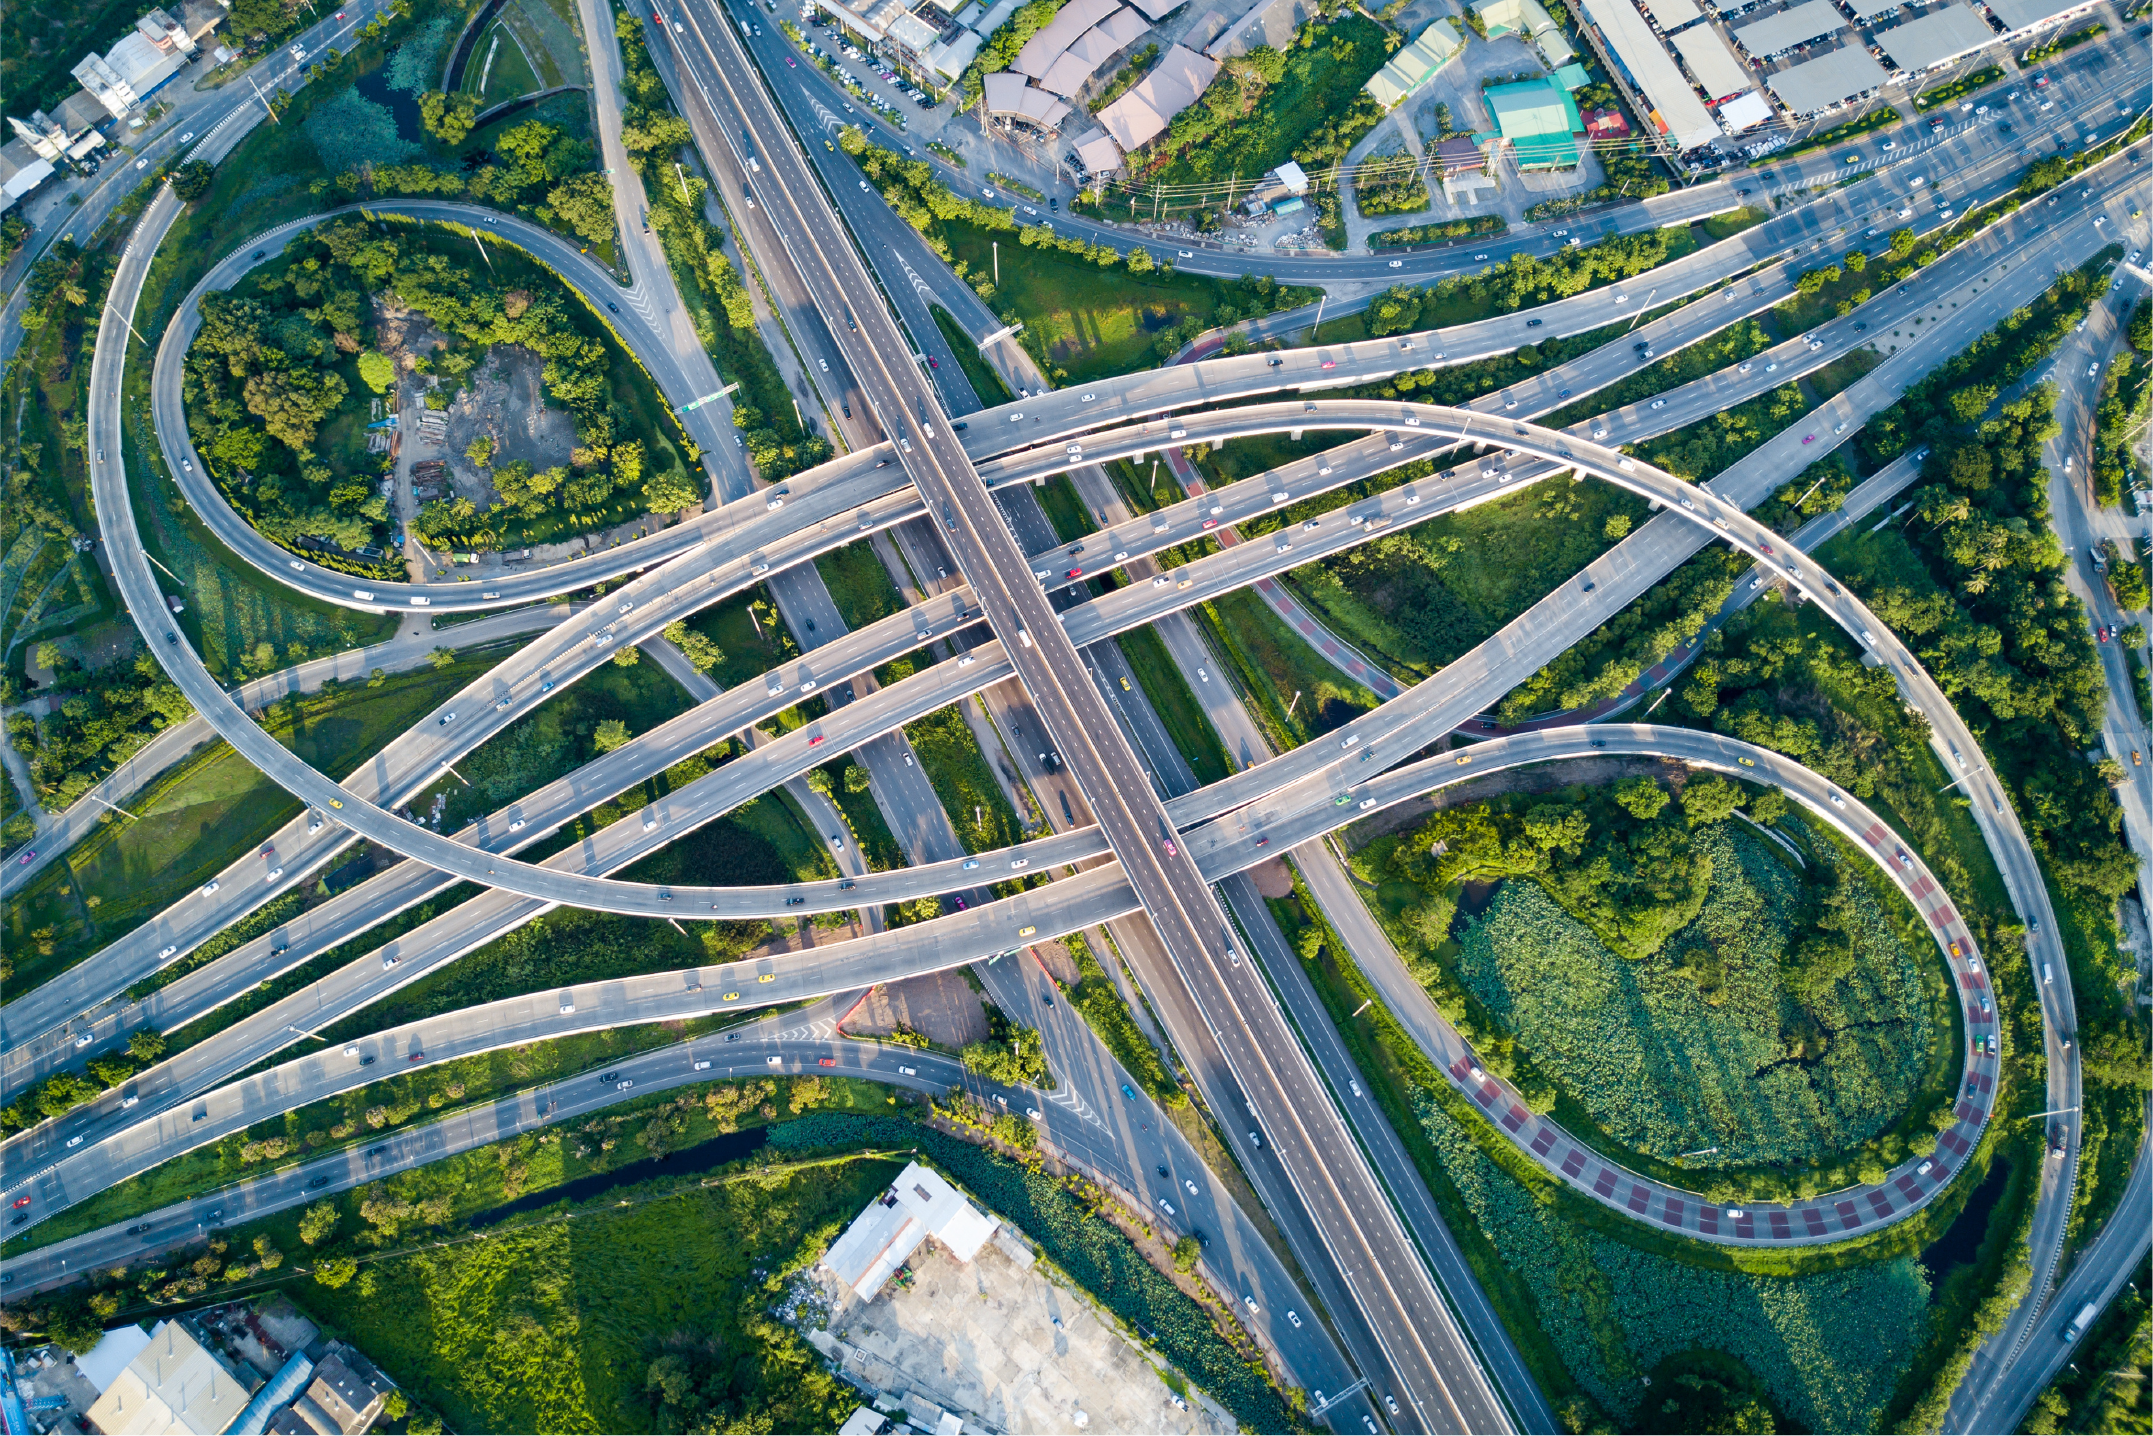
2 5 2148 1430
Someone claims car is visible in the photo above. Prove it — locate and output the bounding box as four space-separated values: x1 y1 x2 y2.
817 1057 837 1068
1243 1294 1259 1314
10 1197 28 1209
18 851 34 866
1122 1083 1138 1100
1286 1309 1303 1329
1388 258 1402 268
1526 318 1542 327
1650 398 1666 410
1018 925 1037 937
202 879 220 896
1184 1178 1198 1195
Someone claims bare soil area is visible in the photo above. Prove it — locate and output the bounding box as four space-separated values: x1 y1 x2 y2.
840 970 992 1049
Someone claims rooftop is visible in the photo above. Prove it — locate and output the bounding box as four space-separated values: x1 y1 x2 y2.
1761 43 1889 112
1730 0 1846 56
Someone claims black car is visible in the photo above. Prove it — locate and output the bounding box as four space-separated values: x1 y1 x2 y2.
359 1054 376 1066
367 1145 389 1157
307 1175 332 1189
7 1213 27 1228
1041 987 1055 1008
606 301 620 313
600 1071 621 1082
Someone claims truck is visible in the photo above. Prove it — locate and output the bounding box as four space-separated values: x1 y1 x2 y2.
2063 1302 2099 1342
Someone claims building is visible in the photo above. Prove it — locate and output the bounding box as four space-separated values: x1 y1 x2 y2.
821 1162 1000 1301
83 1319 258 1436
982 70 1072 129
1762 45 1889 114
1473 0 1576 68
1873 3 1997 71
1484 75 1586 168
1365 18 1464 109
1983 0 2098 37
1668 23 1751 102
1576 0 1721 150
1728 0 1845 58
262 1350 388 1435
1204 0 1315 57
1093 42 1217 152
10 93 113 162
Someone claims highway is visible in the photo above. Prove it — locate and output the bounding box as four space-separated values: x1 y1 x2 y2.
22 10 2147 1421
4 722 2000 1257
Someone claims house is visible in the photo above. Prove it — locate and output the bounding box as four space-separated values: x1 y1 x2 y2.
83 1319 258 1436
1093 42 1217 151
1484 75 1586 168
821 1162 1000 1301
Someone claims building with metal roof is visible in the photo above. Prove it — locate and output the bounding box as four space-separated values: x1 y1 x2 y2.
1578 0 1723 148
1983 0 2095 35
1095 41 1217 149
1485 75 1586 167
1873 3 1997 70
1474 0 1578 66
1730 0 1845 56
1670 22 1754 100
1638 0 1702 29
1762 43 1889 111
1365 18 1465 108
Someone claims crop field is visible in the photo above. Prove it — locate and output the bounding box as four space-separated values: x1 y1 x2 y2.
1415 1093 1930 1432
1453 826 1933 1170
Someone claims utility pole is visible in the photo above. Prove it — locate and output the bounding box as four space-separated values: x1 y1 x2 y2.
248 74 280 123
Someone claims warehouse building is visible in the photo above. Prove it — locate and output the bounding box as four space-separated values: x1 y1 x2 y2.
1365 18 1465 108
1762 44 1890 113
1484 75 1587 168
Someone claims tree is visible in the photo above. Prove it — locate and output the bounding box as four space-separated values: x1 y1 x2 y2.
429 646 456 670
45 1303 106 1355
171 160 214 202
805 768 835 796
642 467 701 514
128 1030 167 1064
546 173 619 248
1172 1234 1200 1273
661 620 722 672
844 764 872 794
296 1199 340 1246
1680 776 1743 827
465 434 494 467
593 718 631 752
356 351 395 393
1611 776 1668 820
313 1255 360 1288
610 645 641 668
253 1233 285 1270
418 91 481 145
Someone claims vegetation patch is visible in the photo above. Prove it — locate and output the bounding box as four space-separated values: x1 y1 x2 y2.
1370 214 1507 248
1449 823 1935 1171
902 695 1023 855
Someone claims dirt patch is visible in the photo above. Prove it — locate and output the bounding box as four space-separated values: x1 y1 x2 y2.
1246 857 1296 899
371 294 451 370
1029 937 1081 988
840 970 991 1049
441 345 578 509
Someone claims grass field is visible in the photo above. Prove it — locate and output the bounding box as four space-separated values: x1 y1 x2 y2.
1 658 497 993
931 305 1014 407
904 702 1022 854
413 653 692 834
1196 589 1379 751
814 540 906 631
942 221 1304 385
1286 478 1649 681
1114 626 1230 785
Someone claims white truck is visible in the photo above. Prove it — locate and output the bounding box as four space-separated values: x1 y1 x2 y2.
2063 1302 2100 1342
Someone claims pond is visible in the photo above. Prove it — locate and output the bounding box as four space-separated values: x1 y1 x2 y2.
1918 1151 2012 1279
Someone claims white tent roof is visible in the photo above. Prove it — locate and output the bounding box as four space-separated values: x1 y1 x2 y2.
1715 88 1773 131
76 1326 153 1395
1985 0 2093 32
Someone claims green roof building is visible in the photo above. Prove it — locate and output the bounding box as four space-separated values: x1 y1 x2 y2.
1484 76 1584 169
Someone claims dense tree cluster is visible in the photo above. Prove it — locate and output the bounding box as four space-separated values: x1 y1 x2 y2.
4 648 191 819
186 219 698 556
1395 775 1745 964
331 116 609 248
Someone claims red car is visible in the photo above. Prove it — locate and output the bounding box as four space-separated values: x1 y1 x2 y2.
818 1057 837 1067
786 55 796 65
928 357 939 369
808 734 826 746
11 1197 29 1208
1067 567 1083 579
408 1053 424 1063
